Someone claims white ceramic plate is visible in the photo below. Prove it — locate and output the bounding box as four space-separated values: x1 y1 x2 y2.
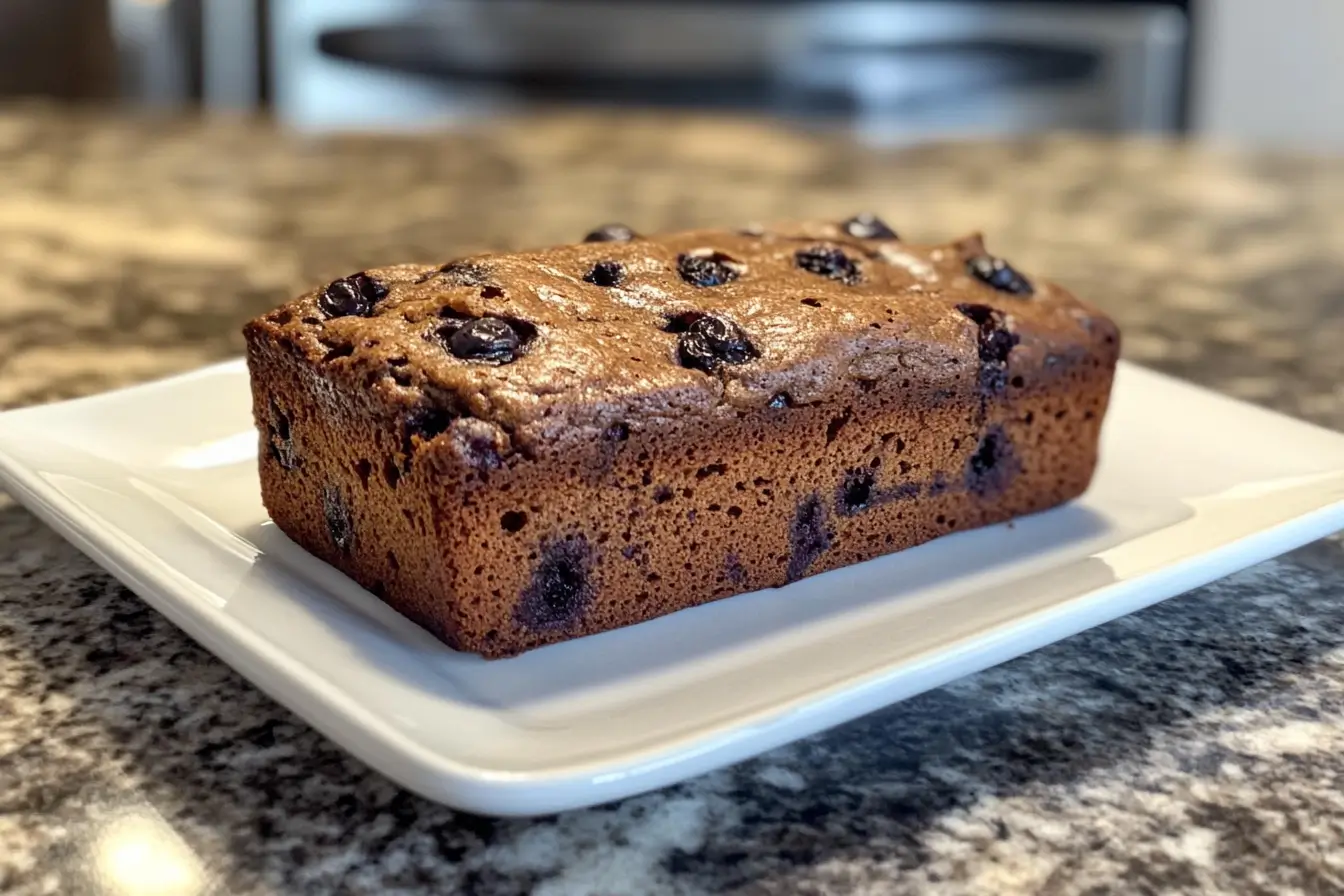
1 361 1343 816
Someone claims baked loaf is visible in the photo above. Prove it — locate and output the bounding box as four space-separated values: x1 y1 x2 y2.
244 216 1119 658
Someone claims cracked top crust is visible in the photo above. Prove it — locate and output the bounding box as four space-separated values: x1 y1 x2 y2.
244 218 1118 457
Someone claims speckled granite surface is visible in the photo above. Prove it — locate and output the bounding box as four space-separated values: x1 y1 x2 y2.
2 108 1344 895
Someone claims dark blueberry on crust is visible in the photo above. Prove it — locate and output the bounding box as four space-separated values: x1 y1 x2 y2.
401 406 454 467
267 400 299 470
838 468 876 516
322 485 353 552
661 310 704 333
956 303 1020 396
447 317 525 364
787 494 833 581
767 392 792 409
583 260 625 287
794 246 860 285
841 213 898 240
967 255 1033 296
318 272 388 318
965 426 1021 497
677 251 742 288
515 537 594 631
583 223 638 243
981 327 1018 368
676 315 758 374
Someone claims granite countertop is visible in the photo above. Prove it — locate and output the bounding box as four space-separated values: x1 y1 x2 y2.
2 108 1344 895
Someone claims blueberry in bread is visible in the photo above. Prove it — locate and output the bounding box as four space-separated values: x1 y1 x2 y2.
244 217 1119 658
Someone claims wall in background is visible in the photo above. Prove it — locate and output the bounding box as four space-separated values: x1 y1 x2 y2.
1192 0 1344 150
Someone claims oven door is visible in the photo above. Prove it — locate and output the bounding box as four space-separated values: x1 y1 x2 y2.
149 0 1189 138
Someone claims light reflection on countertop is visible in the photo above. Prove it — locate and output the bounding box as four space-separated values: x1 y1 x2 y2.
87 807 208 896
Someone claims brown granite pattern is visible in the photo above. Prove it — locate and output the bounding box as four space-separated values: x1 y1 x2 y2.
2 106 1344 894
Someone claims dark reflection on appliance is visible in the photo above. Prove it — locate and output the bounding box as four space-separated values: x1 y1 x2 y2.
99 1 1189 139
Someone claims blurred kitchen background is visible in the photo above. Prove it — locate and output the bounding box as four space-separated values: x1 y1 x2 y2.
2 0 1340 149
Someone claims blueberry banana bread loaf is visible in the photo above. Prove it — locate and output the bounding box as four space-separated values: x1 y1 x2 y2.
244 216 1119 658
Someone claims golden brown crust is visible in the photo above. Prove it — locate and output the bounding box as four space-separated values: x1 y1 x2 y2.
244 219 1120 658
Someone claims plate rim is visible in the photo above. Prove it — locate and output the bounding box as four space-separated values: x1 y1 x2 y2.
2 359 1343 816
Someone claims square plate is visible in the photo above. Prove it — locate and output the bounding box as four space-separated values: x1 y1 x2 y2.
1 361 1343 816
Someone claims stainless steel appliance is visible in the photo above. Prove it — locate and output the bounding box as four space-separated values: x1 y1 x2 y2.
113 0 1189 140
